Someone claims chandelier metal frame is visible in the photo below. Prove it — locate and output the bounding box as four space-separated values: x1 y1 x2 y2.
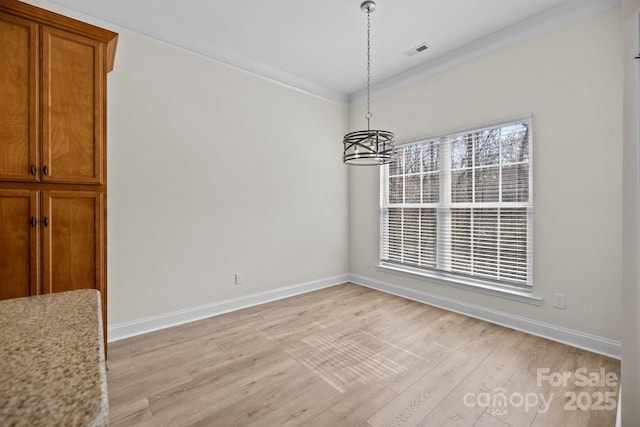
343 0 395 166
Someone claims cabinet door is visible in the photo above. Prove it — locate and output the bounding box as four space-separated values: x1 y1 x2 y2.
42 27 104 184
0 190 39 299
0 13 38 182
42 191 103 294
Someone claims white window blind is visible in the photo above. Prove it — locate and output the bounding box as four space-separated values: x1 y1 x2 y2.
381 117 532 288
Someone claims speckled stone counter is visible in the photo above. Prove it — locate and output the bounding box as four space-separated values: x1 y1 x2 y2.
0 289 108 427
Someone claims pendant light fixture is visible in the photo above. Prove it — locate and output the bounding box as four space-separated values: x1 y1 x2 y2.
343 0 395 165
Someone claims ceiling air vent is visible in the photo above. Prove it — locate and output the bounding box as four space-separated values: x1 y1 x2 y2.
403 43 429 57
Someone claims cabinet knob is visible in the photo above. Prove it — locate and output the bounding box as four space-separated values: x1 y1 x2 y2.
43 165 48 176
44 217 49 227
30 164 35 175
31 217 36 228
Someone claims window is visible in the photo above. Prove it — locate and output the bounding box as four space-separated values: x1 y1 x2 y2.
381 116 532 289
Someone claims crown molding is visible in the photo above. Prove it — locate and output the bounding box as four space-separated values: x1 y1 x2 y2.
109 24 350 104
160 34 351 104
350 0 622 105
23 0 621 106
28 0 350 104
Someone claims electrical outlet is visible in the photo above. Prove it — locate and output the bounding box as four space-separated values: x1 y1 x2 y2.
235 273 243 285
553 293 566 309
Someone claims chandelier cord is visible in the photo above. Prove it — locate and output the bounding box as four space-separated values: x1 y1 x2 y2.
366 8 372 131
342 1 394 166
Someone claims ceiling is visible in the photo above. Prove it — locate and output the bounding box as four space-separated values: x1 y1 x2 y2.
42 0 618 103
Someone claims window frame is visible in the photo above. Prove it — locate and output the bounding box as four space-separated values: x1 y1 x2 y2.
379 115 538 304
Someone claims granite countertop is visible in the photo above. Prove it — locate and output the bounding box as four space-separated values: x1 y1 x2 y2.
0 289 108 427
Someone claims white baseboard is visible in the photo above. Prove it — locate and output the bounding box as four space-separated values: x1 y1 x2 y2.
109 273 621 360
107 274 349 342
350 274 621 359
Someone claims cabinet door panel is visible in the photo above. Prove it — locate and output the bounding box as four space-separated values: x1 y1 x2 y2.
0 190 39 299
42 191 103 294
0 13 38 182
42 27 104 184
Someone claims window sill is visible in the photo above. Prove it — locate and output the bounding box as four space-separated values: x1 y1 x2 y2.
376 263 542 306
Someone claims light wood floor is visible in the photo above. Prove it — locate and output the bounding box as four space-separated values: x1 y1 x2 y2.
107 283 620 426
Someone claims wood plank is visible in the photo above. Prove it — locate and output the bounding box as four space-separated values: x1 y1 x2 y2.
473 413 513 427
417 379 492 426
466 332 537 390
305 381 397 427
490 338 572 426
108 398 152 427
106 283 620 426
366 351 482 427
529 347 620 426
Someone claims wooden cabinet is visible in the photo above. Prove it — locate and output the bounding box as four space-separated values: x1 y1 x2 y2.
0 0 116 343
42 28 105 184
0 14 38 182
42 191 103 294
0 11 108 184
0 190 102 297
0 190 38 299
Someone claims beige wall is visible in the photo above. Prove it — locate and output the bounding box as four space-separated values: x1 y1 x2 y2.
24 0 351 325
350 8 622 341
622 0 640 423
103 31 350 324
23 2 627 369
